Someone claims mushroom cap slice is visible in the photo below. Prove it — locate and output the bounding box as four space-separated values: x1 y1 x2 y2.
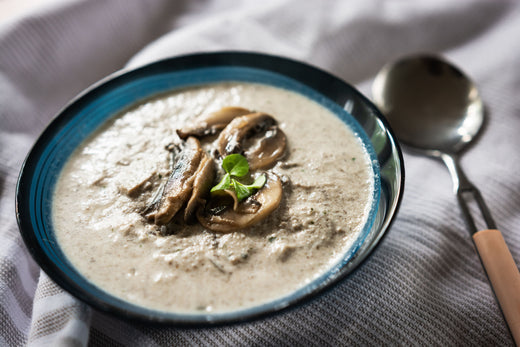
197 173 283 233
177 106 252 139
147 137 203 225
183 152 215 223
217 113 286 170
244 126 286 170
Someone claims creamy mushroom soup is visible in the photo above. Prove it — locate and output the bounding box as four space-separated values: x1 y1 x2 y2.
53 82 375 313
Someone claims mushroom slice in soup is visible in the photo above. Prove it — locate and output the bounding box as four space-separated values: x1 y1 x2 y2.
197 173 282 233
176 106 252 139
146 137 203 225
217 113 286 170
183 153 215 223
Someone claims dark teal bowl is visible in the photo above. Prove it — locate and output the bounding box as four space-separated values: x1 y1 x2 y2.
16 52 404 325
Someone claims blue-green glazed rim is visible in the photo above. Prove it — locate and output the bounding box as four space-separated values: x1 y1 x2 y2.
16 51 404 326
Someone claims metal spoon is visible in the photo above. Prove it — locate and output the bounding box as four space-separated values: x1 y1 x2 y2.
372 54 520 343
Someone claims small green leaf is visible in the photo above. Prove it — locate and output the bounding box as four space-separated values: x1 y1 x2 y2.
210 173 231 192
233 180 251 201
210 155 266 201
245 174 266 190
231 174 267 201
222 154 249 177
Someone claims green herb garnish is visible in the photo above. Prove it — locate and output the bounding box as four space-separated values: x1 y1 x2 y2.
210 172 231 192
211 154 266 201
222 153 249 177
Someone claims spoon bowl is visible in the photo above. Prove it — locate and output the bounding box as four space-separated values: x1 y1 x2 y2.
372 55 484 155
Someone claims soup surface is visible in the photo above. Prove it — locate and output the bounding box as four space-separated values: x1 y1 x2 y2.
53 82 375 313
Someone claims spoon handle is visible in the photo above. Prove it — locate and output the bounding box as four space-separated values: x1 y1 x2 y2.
442 153 520 342
473 229 520 345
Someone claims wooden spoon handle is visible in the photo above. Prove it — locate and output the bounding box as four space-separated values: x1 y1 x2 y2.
473 229 520 344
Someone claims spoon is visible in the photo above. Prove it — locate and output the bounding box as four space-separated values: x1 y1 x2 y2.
372 54 520 343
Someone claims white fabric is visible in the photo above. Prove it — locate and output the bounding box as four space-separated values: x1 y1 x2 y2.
1 0 519 345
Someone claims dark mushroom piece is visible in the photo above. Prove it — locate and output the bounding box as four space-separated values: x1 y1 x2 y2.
183 153 215 223
217 113 286 170
176 106 252 139
197 173 283 233
145 137 204 225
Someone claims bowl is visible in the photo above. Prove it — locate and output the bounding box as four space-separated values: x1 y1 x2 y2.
16 51 404 325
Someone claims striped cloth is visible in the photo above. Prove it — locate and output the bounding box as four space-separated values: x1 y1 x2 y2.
1 0 519 345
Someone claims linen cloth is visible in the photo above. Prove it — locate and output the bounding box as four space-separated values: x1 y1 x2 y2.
1 0 520 345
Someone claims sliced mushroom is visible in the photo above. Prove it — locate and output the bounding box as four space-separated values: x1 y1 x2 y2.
146 137 203 225
183 153 215 223
197 173 282 233
217 113 286 170
177 107 252 139
208 188 253 212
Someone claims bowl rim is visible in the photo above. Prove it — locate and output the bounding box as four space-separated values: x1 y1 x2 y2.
15 50 405 326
